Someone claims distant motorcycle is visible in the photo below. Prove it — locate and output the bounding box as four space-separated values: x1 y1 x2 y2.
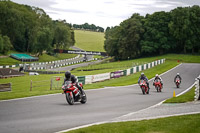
175 78 181 88
139 80 149 95
153 79 162 92
62 81 87 105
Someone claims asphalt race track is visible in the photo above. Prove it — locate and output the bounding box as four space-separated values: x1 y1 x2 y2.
0 63 200 133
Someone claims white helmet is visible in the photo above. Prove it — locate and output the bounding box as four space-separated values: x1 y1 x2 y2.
141 72 144 76
156 74 159 77
177 73 179 75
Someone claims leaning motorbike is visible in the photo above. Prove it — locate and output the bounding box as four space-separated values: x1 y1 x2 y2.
139 80 149 95
154 79 162 92
62 81 87 105
175 78 181 88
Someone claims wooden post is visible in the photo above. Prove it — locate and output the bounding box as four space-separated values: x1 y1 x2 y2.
50 79 52 90
30 80 32 91
10 82 12 91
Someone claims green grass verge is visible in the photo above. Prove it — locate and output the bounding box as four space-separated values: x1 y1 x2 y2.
66 113 200 133
0 57 21 66
74 30 105 52
159 54 200 63
164 86 195 103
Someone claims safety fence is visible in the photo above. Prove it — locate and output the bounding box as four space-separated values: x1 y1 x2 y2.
77 59 165 85
29 59 165 91
30 76 64 91
0 55 81 69
194 75 200 101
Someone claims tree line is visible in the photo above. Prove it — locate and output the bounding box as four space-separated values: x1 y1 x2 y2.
104 6 200 60
73 23 104 32
0 0 75 56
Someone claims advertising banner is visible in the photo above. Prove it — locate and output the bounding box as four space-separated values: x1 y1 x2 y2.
85 75 93 84
110 71 124 78
92 73 110 82
54 49 107 56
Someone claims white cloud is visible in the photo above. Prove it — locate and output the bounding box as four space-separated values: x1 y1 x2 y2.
11 0 200 29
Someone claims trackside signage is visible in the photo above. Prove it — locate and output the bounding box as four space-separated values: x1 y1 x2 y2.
110 71 124 78
54 49 107 56
85 73 110 83
92 73 110 82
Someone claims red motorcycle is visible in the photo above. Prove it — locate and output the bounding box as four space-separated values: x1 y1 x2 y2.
139 80 149 95
154 79 162 92
175 78 181 88
62 81 87 105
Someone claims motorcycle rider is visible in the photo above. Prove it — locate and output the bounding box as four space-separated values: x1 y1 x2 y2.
64 71 84 95
138 72 150 90
174 73 182 83
153 74 163 87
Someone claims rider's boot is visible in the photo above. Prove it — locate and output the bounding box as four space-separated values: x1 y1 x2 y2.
76 83 84 96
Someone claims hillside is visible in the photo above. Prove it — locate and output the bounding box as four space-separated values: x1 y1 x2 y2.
74 30 105 52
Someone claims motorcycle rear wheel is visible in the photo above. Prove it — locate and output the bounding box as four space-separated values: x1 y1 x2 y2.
176 84 179 88
66 93 74 105
80 90 87 104
146 88 149 94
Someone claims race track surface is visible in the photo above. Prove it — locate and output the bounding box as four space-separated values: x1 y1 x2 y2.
0 63 200 133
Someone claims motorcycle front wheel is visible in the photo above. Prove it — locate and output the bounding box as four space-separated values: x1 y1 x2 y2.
66 93 74 105
156 86 159 92
141 87 145 95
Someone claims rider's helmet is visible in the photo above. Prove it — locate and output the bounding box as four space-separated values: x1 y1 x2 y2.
141 72 144 77
177 73 179 75
156 74 159 77
65 71 71 79
71 75 77 83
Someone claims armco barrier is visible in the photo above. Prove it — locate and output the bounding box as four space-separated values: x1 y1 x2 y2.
27 59 165 89
194 75 200 101
0 55 80 70
79 59 165 85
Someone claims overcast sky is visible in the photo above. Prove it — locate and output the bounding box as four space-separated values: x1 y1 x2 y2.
11 0 200 29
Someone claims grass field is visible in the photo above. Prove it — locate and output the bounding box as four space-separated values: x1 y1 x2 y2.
74 30 105 52
66 113 200 133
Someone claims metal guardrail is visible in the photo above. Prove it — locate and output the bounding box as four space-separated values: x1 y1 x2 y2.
194 75 200 101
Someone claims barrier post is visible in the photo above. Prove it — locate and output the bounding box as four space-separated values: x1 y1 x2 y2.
30 80 32 91
50 79 52 90
194 75 200 101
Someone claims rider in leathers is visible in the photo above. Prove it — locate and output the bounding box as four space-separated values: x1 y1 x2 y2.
138 73 150 90
174 73 182 83
64 71 84 95
153 74 163 87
